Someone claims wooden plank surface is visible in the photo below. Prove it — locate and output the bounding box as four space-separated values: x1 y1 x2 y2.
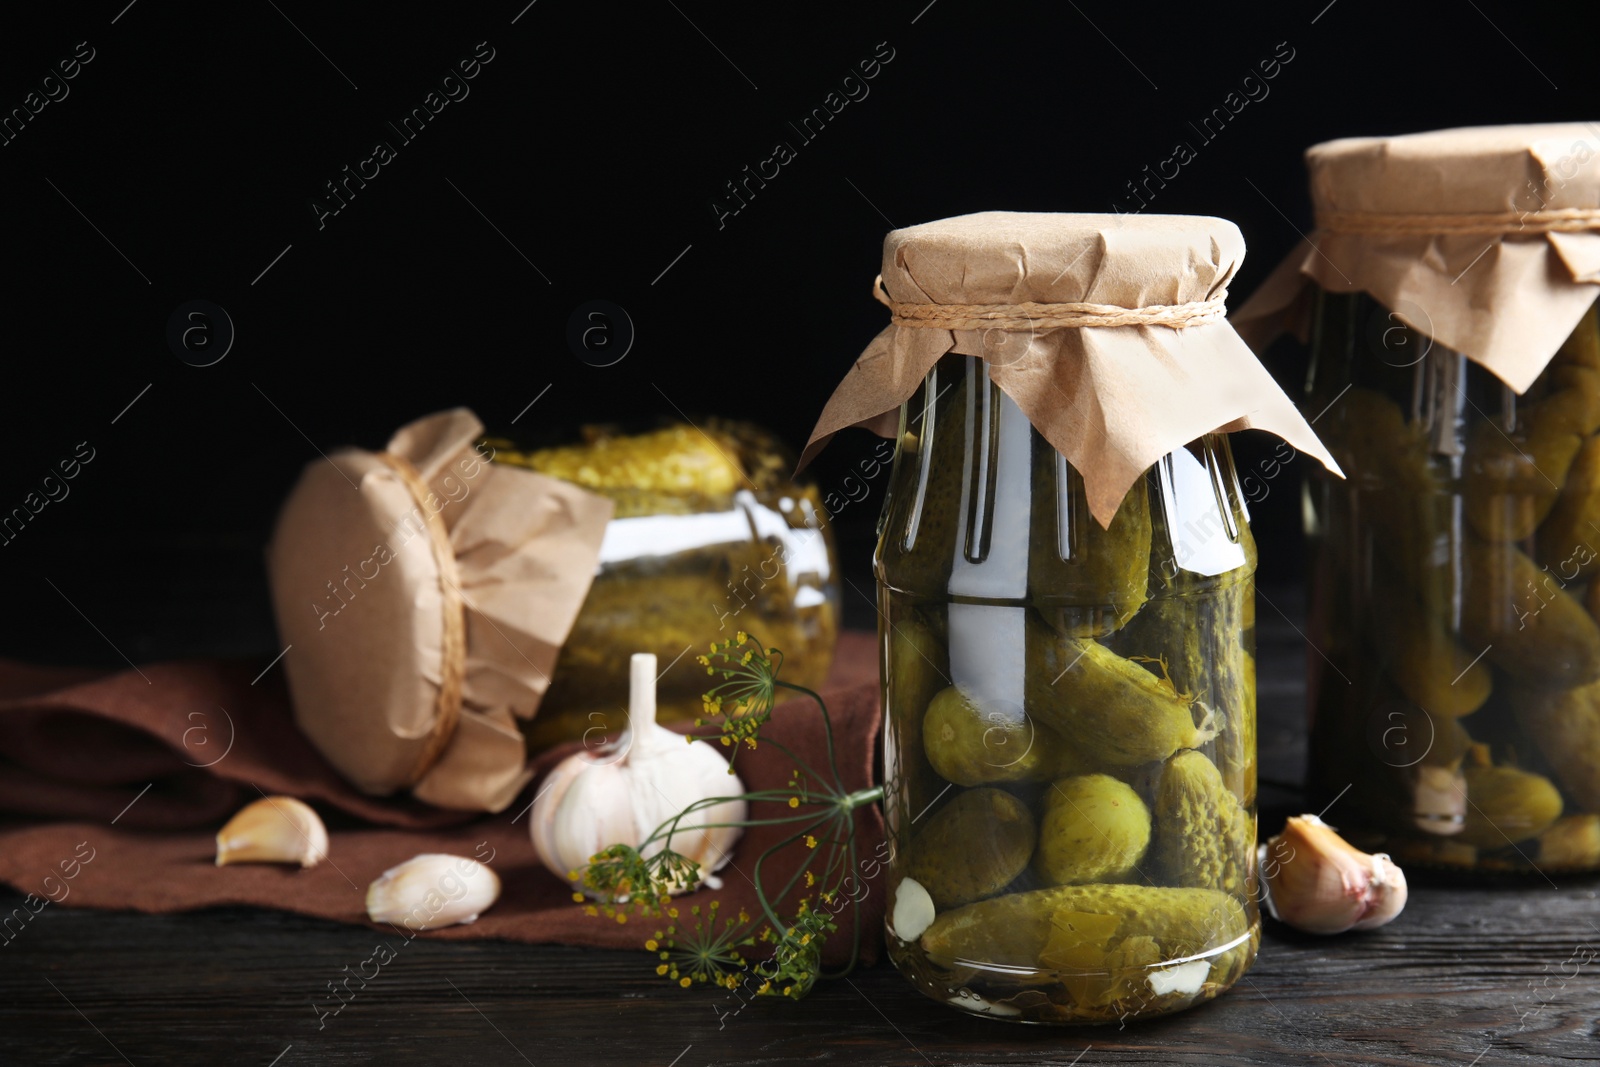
3 589 1599 1066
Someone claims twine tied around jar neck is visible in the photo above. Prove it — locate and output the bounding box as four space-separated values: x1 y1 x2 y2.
1317 206 1600 236
374 449 467 786
872 275 1229 330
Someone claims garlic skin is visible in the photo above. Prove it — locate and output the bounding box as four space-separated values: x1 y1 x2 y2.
366 854 501 930
531 653 747 896
215 796 329 868
1260 814 1408 934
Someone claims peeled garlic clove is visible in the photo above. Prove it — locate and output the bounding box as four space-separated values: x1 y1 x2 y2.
1260 814 1407 934
215 796 329 868
891 877 936 942
366 853 501 931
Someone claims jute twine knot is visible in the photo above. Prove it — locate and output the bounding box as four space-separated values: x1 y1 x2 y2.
872 275 1228 330
1318 206 1600 236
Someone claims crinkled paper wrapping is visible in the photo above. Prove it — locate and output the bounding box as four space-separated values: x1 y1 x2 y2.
801 211 1340 526
267 409 614 812
1232 123 1600 393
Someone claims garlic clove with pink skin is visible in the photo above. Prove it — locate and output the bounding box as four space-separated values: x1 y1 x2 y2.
1260 814 1408 934
531 653 747 897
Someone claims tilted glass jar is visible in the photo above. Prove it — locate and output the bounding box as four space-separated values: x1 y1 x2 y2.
878 354 1260 1024
1305 294 1600 873
489 421 839 753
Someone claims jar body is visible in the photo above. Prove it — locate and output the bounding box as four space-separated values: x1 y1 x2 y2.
1306 291 1600 872
493 424 839 752
877 355 1259 1024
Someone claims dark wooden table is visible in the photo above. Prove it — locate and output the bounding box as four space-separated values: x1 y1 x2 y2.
4 588 1599 1066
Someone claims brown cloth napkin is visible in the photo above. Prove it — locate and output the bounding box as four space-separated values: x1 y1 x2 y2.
0 633 884 966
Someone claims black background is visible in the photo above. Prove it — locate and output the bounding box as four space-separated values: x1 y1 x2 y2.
0 0 1592 665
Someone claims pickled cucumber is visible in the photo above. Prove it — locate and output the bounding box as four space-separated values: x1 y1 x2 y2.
1034 775 1152 886
1553 303 1600 372
1028 444 1151 633
906 788 1037 908
1464 366 1600 542
1025 618 1217 768
1537 434 1600 582
1511 679 1600 811
1538 814 1600 869
1150 750 1253 896
923 686 1088 786
1458 765 1563 848
1461 538 1600 685
887 614 951 817
1322 389 1443 589
920 883 1250 984
876 366 967 596
1366 560 1492 718
493 424 745 496
1116 573 1255 801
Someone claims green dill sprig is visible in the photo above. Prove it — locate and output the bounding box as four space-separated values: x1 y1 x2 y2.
576 632 881 1001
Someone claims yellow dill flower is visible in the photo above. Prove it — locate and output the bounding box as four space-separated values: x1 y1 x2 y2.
679 976 693 989
804 835 817 849
645 939 658 951
571 892 585 903
788 797 799 808
657 964 669 976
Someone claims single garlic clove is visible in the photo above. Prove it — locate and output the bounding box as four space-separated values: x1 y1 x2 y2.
1260 814 1408 934
891 877 936 942
215 796 329 868
366 853 501 931
1412 765 1467 835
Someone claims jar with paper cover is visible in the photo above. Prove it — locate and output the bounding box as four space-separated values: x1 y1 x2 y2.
488 419 840 752
1234 123 1600 874
803 212 1340 1023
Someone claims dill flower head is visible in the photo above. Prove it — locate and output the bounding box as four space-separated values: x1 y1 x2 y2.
695 634 782 758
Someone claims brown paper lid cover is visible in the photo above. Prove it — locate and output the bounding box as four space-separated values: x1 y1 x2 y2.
1233 123 1600 392
802 211 1340 525
267 409 613 812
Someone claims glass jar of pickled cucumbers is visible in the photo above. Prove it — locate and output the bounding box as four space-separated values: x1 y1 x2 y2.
1306 293 1600 873
879 355 1260 1024
489 421 839 752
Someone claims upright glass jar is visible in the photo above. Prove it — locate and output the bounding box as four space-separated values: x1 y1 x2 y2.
1305 294 1600 873
1231 123 1600 875
877 355 1260 1024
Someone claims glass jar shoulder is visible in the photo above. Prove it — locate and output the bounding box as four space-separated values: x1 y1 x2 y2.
874 355 1256 613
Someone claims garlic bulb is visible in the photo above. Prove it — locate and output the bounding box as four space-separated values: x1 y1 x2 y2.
1260 814 1407 934
215 796 329 868
531 652 747 896
366 853 500 930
